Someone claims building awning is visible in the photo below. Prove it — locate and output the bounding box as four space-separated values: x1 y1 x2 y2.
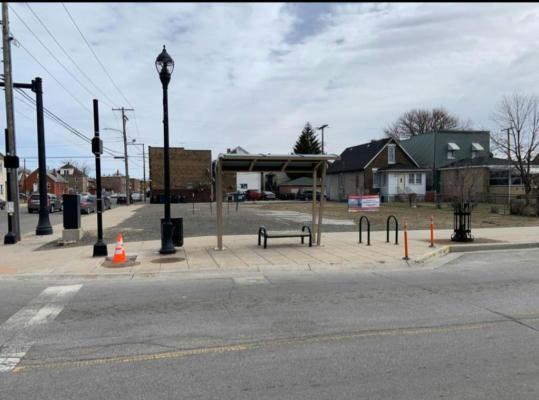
471 143 484 151
447 142 460 151
218 153 339 173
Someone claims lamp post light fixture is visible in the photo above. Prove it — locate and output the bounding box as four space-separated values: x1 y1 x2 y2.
156 45 176 254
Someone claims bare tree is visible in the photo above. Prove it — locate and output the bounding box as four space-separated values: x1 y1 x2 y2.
384 107 472 139
491 93 539 205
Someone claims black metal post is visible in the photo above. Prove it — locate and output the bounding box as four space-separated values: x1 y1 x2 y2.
92 99 107 256
160 75 175 254
33 77 52 235
4 128 16 244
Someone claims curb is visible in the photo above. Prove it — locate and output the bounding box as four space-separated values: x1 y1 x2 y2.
414 241 539 264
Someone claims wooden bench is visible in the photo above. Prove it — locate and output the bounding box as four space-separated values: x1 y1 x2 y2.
258 225 312 249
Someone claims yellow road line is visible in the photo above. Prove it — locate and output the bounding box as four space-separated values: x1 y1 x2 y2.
13 319 516 373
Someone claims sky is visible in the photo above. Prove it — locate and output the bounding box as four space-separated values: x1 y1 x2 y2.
1 2 539 179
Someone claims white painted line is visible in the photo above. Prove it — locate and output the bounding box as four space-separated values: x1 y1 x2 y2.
0 284 82 372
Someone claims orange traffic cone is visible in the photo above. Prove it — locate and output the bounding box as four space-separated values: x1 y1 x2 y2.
112 234 127 264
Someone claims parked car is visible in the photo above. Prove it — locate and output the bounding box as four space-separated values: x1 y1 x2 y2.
246 189 262 200
131 192 142 202
103 195 112 210
262 191 276 200
0 198 5 210
297 189 325 201
80 194 96 214
28 193 63 213
116 193 128 204
226 191 246 202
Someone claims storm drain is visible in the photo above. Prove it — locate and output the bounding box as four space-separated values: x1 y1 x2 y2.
102 255 138 268
150 257 185 264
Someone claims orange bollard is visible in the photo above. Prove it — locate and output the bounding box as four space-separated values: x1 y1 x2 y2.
403 218 409 260
429 215 434 247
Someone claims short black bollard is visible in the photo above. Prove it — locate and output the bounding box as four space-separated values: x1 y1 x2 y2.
359 215 371 246
386 215 398 245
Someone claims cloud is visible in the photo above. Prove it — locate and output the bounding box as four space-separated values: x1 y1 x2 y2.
2 2 539 178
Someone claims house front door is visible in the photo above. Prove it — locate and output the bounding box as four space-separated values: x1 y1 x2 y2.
397 174 405 193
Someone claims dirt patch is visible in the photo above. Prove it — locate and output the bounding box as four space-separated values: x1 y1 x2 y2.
257 201 539 230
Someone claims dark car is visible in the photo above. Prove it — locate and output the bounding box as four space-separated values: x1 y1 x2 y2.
28 193 63 213
0 198 5 210
80 194 96 214
226 192 246 202
297 189 325 201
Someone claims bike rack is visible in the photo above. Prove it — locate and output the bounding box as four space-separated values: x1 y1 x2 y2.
386 215 398 245
359 215 371 245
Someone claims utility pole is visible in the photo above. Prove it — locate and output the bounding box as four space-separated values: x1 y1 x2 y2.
502 128 512 210
112 107 134 205
2 3 21 242
128 140 146 202
316 124 328 154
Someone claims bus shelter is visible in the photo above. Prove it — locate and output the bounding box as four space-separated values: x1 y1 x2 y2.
214 153 340 250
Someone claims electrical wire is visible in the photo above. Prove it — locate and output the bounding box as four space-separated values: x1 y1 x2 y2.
24 3 119 108
62 3 134 108
10 5 102 108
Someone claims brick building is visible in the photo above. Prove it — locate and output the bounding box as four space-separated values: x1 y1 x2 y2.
58 163 89 194
101 170 126 194
149 146 212 202
21 168 69 197
327 138 425 202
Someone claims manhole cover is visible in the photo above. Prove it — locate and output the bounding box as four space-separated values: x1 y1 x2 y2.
151 257 185 264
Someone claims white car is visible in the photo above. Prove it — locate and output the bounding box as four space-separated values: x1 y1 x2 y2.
130 192 142 202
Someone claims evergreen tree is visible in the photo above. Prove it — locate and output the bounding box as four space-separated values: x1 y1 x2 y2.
293 122 322 154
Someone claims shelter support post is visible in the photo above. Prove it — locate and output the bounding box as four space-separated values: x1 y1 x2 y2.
316 161 327 245
216 159 223 250
312 167 318 243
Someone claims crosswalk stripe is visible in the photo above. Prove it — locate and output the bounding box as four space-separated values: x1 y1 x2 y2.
0 284 82 372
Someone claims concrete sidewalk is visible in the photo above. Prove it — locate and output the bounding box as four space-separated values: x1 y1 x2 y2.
0 204 538 278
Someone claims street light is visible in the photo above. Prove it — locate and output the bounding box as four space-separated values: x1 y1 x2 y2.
156 45 175 254
316 124 328 154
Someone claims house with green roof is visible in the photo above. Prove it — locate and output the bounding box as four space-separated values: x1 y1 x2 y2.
399 130 491 192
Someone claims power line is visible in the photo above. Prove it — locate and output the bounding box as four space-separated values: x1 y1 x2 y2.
10 5 101 108
62 3 134 108
11 38 91 113
10 7 90 112
24 3 119 108
14 87 121 157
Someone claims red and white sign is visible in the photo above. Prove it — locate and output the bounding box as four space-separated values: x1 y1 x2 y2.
348 195 380 212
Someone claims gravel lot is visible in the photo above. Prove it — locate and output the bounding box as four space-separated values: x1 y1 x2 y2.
58 201 358 247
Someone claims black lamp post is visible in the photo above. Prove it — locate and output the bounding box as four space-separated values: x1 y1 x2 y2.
156 45 176 254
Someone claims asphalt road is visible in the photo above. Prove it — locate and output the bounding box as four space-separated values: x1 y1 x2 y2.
0 207 65 237
2 249 539 399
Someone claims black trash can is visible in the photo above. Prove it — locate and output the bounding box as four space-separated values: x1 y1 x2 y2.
161 217 183 247
63 194 81 229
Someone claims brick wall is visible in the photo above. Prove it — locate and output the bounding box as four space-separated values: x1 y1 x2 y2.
149 146 212 201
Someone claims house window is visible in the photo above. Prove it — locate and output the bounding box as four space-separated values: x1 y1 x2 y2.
408 174 415 184
447 142 460 160
415 173 422 184
240 183 247 189
388 144 396 164
46 182 51 190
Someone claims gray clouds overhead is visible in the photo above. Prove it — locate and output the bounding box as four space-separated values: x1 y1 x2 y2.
2 2 539 177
